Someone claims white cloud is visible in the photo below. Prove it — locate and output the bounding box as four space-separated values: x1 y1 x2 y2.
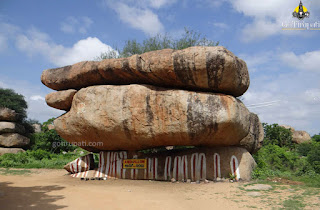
238 51 279 73
30 95 45 101
60 16 93 34
280 51 320 72
217 0 320 42
241 58 320 136
14 27 114 66
147 0 177 9
109 2 164 36
212 22 229 30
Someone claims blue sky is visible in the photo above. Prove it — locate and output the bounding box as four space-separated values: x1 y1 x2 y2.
0 0 319 135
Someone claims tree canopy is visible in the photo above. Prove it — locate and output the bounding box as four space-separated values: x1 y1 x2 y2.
0 88 28 122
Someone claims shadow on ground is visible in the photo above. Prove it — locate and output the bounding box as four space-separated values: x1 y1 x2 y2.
0 182 66 209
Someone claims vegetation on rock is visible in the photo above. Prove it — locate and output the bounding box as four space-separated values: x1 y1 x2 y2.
97 28 219 60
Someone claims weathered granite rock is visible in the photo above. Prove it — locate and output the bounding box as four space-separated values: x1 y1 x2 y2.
32 124 42 133
0 133 30 147
0 108 16 122
280 125 311 144
0 147 25 155
0 122 25 134
239 113 264 154
41 46 249 97
54 84 251 152
292 131 311 144
47 124 55 130
45 89 77 111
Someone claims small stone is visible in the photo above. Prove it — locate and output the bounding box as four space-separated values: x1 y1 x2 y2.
171 178 176 183
191 182 196 184
204 179 210 183
244 184 272 191
186 179 191 183
216 177 222 182
80 151 84 155
103 177 107 180
196 180 200 184
230 180 234 183
62 151 67 154
247 192 261 197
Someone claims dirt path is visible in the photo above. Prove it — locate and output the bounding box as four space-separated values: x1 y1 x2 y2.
0 169 319 210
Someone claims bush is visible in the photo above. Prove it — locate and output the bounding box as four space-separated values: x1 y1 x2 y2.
98 28 219 60
29 118 76 153
0 150 81 169
307 142 320 173
253 144 314 179
263 123 293 148
296 142 313 156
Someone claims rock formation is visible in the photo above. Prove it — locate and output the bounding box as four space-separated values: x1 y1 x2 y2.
280 125 311 144
42 46 263 181
41 46 249 97
0 107 30 155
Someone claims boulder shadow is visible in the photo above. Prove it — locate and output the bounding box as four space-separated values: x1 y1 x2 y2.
0 182 66 209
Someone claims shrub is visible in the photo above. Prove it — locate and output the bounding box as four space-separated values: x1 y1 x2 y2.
29 118 76 153
263 123 293 148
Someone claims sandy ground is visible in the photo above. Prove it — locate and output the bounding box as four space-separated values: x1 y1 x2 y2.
0 169 319 210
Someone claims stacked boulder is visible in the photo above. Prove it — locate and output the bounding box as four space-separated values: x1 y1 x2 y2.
0 107 30 155
41 46 264 181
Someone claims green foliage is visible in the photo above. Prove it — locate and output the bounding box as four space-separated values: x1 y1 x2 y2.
307 142 320 173
311 134 320 142
263 123 293 147
0 88 28 122
98 28 219 60
0 149 80 169
296 142 312 156
29 118 76 153
253 144 310 174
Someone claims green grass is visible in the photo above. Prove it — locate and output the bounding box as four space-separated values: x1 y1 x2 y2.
282 195 306 209
0 149 87 169
0 168 32 175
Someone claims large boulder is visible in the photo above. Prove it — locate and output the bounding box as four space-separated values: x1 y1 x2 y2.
41 46 249 97
0 108 17 122
0 133 30 147
239 113 264 154
280 125 311 144
54 84 252 152
0 147 25 156
292 131 311 144
45 89 77 111
0 122 25 134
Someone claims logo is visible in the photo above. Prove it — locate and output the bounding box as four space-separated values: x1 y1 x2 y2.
292 1 310 20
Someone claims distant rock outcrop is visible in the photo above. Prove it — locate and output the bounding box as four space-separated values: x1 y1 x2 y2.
280 125 311 144
0 107 30 155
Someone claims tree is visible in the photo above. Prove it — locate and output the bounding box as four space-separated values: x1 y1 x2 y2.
0 88 28 122
30 118 76 153
263 123 293 148
97 28 219 60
